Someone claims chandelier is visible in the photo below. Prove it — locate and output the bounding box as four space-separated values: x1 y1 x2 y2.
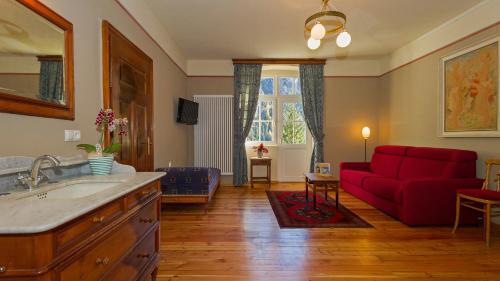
304 0 351 50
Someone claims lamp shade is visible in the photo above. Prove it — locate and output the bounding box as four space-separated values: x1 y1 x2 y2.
362 126 370 139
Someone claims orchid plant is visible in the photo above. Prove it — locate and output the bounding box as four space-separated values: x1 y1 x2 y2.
77 109 128 157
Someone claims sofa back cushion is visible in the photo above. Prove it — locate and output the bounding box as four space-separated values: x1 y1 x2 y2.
398 147 477 180
370 145 411 178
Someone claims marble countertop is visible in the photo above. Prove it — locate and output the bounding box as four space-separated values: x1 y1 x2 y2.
0 172 165 234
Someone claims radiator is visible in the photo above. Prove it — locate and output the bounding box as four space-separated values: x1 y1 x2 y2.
193 95 233 175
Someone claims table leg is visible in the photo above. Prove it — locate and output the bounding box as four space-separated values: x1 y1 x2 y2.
305 180 308 202
335 184 339 209
324 185 328 201
268 163 271 190
313 184 317 209
250 163 254 188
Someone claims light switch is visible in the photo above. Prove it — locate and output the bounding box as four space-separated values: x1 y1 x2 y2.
73 130 81 141
65 130 81 142
64 130 73 142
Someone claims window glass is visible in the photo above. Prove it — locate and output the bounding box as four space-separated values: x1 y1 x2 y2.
247 100 274 142
295 78 301 95
260 77 274 95
282 102 306 144
279 77 294 96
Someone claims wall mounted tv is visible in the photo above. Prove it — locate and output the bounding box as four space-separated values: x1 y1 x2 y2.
176 98 199 125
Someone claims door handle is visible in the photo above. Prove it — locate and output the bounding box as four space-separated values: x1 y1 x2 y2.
147 136 152 156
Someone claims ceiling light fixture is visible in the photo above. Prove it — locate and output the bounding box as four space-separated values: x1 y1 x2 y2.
305 0 351 50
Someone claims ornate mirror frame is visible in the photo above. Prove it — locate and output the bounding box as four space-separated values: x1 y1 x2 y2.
0 0 74 120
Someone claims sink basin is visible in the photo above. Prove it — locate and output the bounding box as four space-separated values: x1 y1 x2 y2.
40 182 122 199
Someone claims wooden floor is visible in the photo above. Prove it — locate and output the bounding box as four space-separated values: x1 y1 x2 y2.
157 183 500 281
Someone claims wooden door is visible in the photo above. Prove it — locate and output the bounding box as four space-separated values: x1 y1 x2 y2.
102 21 154 171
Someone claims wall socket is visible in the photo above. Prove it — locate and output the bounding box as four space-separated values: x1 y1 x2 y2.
64 130 81 142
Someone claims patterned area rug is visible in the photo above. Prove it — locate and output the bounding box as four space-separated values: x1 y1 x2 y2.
266 191 372 228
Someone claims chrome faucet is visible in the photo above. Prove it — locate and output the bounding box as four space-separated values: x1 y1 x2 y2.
17 155 60 190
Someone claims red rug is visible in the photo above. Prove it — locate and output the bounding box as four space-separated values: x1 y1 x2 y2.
266 191 372 228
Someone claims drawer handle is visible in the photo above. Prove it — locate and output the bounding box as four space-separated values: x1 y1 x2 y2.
140 190 153 196
92 216 105 223
139 218 154 223
0 266 5 273
137 253 150 259
95 257 110 265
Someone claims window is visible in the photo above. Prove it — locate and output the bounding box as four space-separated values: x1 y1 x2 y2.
247 75 307 145
248 100 274 142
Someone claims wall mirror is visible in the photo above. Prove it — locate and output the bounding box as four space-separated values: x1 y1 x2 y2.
0 0 74 119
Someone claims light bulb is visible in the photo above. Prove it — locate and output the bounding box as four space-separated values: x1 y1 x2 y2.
307 37 321 50
336 31 351 48
362 126 370 139
311 22 326 40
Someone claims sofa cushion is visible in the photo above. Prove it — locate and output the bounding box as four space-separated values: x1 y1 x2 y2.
406 147 477 162
398 147 477 180
398 157 448 180
363 177 403 204
341 169 382 187
370 153 405 178
374 145 412 156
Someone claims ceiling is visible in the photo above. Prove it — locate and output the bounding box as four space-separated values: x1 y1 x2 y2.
0 0 64 57
144 0 483 60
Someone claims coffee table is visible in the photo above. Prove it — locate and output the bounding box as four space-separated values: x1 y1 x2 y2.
304 173 340 209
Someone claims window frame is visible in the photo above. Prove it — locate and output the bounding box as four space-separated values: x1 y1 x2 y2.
246 75 307 147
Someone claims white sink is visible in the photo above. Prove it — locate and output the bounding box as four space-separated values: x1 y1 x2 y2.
41 182 122 199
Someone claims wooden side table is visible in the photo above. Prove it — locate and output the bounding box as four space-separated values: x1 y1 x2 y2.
304 172 339 209
250 157 271 189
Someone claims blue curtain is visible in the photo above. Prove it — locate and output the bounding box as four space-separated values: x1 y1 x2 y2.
300 64 325 172
233 64 262 186
39 60 64 104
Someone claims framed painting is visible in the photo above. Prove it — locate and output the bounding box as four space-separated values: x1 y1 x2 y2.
439 36 499 137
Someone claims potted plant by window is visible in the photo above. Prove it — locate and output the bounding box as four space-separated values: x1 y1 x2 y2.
77 109 128 175
253 143 269 158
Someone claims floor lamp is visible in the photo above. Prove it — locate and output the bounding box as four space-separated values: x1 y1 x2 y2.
362 126 371 162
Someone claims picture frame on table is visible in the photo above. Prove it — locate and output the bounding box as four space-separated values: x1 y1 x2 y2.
314 162 331 175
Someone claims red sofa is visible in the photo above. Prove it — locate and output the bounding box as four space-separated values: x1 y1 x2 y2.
340 145 483 225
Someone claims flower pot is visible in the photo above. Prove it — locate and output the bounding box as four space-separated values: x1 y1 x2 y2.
257 150 263 158
88 156 114 175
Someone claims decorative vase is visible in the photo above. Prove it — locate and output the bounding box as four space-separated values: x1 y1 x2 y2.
257 150 263 158
88 156 114 175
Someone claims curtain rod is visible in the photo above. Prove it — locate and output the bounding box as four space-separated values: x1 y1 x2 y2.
232 58 326 65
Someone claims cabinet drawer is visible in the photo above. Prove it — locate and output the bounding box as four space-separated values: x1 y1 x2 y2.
126 181 158 209
103 228 157 281
55 200 123 253
58 199 159 281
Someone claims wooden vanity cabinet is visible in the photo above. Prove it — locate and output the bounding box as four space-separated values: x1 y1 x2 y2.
0 180 161 281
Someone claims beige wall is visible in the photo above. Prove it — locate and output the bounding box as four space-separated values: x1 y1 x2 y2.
0 0 189 168
187 75 381 182
324 77 380 175
379 25 500 177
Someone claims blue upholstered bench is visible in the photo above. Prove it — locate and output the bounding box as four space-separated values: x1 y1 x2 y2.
155 167 220 205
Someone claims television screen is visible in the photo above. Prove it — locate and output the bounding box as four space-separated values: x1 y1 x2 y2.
176 98 198 125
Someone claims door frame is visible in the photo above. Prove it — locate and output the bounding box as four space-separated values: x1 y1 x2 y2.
101 20 154 170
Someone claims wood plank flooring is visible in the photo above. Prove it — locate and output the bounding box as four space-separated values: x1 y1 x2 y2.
157 183 500 281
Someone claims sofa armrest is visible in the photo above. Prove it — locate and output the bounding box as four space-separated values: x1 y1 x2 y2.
400 178 483 225
340 162 371 171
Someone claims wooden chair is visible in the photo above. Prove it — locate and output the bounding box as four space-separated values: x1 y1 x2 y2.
453 159 500 247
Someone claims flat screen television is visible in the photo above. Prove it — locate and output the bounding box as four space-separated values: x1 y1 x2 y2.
176 98 198 125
